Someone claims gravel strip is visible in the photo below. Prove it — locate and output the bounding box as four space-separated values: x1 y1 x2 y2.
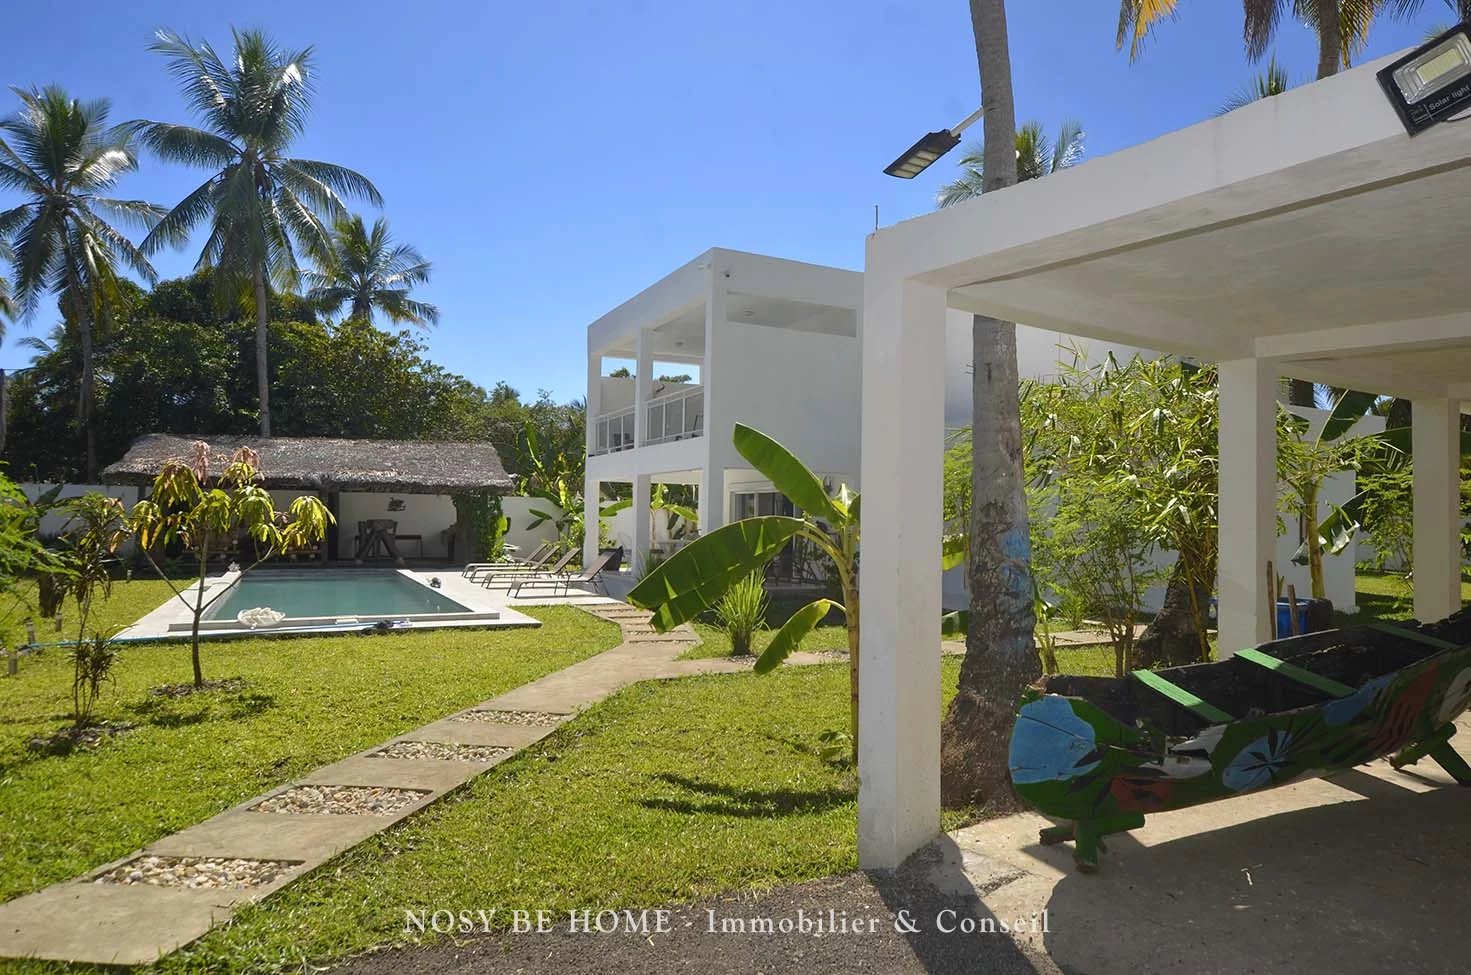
94 855 298 890
371 741 513 762
250 785 429 816
451 709 567 727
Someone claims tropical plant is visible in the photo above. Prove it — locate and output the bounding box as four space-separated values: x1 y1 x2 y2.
935 120 1083 207
130 27 382 437
650 483 698 542
0 241 14 333
1220 54 1293 113
45 492 129 725
305 214 438 328
0 86 163 479
1277 391 1401 599
713 572 769 657
451 490 508 563
129 443 332 688
69 631 120 728
0 475 66 647
628 424 860 754
936 0 1039 809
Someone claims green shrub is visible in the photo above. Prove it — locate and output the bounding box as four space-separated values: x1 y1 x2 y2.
714 572 769 656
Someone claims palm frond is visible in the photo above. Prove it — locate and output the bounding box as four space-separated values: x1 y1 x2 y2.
1244 0 1288 62
1116 0 1182 61
121 120 238 168
278 158 382 208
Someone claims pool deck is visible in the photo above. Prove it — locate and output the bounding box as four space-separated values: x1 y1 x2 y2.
117 568 547 641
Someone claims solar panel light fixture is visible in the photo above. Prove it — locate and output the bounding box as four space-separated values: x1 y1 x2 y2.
1378 21 1471 135
883 106 984 178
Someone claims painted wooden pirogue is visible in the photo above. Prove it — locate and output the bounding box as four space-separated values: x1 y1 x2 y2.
1008 609 1471 871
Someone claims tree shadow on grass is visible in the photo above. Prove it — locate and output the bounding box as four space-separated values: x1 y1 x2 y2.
638 772 853 818
126 683 276 729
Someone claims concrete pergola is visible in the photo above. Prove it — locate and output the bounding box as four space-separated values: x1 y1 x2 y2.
857 53 1471 869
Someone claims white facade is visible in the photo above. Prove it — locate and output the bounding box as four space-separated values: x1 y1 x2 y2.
584 248 864 575
586 248 1156 577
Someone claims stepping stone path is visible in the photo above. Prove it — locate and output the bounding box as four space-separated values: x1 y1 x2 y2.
0 598 706 967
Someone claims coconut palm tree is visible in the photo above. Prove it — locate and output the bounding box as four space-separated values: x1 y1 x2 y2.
0 87 162 479
936 120 1084 207
1220 53 1292 113
305 215 439 327
936 0 1039 809
0 242 15 336
129 28 382 437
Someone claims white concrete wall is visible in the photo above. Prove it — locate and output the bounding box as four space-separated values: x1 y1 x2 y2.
501 496 561 555
20 483 139 541
334 492 456 559
710 320 862 478
943 310 1155 430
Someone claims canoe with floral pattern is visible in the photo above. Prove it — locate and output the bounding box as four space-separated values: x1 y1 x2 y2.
1008 611 1471 871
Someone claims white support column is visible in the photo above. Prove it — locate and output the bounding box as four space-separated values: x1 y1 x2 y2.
857 269 947 871
586 353 602 459
1217 357 1278 656
1413 398 1462 622
631 474 653 576
634 329 652 448
583 474 600 567
699 265 727 535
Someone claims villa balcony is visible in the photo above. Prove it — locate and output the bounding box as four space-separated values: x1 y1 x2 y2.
591 384 704 456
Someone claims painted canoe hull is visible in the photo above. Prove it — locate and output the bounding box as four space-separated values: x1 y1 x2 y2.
1008 622 1471 870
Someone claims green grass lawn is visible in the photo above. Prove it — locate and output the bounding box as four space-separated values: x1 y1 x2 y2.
0 577 179 652
39 659 966 975
0 583 619 907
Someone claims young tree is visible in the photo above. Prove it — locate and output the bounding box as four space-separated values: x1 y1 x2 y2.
130 28 382 437
45 493 129 726
937 0 1038 810
129 443 332 688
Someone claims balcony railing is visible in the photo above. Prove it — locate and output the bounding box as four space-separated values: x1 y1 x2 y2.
593 407 635 455
590 385 704 455
644 386 703 446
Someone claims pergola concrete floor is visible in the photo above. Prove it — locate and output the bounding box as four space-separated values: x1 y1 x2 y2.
929 712 1471 975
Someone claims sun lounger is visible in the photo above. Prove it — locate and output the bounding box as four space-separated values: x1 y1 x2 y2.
480 547 579 587
463 542 558 579
508 550 618 598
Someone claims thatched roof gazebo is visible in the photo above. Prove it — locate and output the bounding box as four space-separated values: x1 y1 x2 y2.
103 434 514 563
102 433 514 494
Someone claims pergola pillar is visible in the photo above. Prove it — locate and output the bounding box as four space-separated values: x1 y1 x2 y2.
1413 398 1462 622
1217 357 1278 656
631 474 652 576
856 270 947 871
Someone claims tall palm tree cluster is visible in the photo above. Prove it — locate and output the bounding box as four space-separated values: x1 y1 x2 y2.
0 28 440 477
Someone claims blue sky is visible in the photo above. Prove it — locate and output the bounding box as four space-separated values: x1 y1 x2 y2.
0 1 1454 400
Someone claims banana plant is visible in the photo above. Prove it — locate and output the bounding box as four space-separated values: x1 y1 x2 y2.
1285 391 1416 596
628 423 860 753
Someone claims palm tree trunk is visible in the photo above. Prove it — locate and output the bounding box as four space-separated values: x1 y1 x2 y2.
940 0 1038 810
253 263 272 438
64 259 98 481
1315 0 1341 80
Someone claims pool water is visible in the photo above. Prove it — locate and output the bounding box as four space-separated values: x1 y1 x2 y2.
205 571 470 621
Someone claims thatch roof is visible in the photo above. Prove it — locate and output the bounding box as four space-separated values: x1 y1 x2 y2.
102 434 514 494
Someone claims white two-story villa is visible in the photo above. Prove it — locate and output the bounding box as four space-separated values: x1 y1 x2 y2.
583 245 1361 610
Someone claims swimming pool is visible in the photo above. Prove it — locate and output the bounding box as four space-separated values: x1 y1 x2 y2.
204 570 471 622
